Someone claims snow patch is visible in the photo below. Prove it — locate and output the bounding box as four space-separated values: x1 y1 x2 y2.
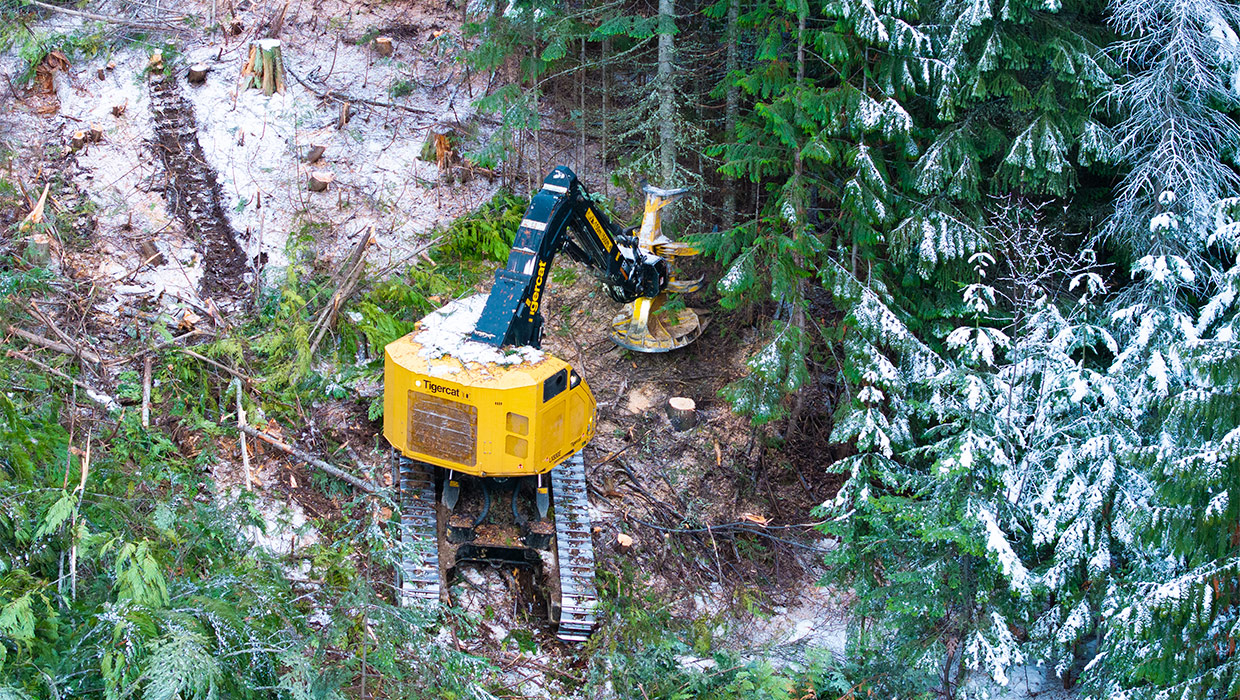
414 294 544 368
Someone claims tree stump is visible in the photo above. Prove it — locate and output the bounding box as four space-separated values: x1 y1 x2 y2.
616 533 634 553
666 397 697 431
337 102 351 130
241 39 286 96
70 130 87 151
307 171 334 192
374 36 394 57
187 63 209 84
112 101 127 117
303 144 326 163
88 125 104 143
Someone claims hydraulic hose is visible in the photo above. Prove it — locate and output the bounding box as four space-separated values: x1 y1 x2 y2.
473 479 491 527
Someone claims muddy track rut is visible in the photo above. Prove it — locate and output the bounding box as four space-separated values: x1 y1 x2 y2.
148 73 247 301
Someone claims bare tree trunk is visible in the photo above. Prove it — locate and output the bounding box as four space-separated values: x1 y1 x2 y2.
531 12 541 186
722 0 740 230
602 36 611 196
658 0 676 184
785 11 808 442
580 37 587 173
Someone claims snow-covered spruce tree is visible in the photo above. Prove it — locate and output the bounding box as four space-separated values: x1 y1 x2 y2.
821 204 1162 693
898 0 1116 277
1103 0 1240 264
1087 198 1240 698
819 253 1042 698
703 0 929 430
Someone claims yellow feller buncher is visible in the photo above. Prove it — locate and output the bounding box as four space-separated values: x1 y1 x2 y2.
383 166 705 641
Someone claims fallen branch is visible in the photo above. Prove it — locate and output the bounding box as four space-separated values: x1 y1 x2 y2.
6 325 102 365
175 347 262 388
234 378 253 491
27 301 96 364
285 64 434 116
25 0 181 30
238 424 378 493
308 226 374 357
5 349 119 412
141 356 152 429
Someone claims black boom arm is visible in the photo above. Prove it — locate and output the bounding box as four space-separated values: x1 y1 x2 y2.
470 166 668 348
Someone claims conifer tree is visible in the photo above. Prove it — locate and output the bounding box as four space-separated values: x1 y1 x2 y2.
705 0 929 429
1089 198 1240 698
1103 0 1240 264
899 0 1116 275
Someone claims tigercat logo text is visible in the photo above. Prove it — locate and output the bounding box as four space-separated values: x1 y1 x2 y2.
525 260 548 316
585 209 612 252
425 381 460 397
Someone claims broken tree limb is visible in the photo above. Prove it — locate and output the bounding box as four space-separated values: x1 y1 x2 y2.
142 355 152 428
237 424 378 493
233 378 252 491
5 349 119 412
174 347 263 388
24 0 179 30
308 226 374 356
7 325 103 365
26 301 98 367
19 184 50 234
284 64 434 116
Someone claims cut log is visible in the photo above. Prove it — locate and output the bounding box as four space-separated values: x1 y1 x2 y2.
374 36 394 57
307 171 334 192
88 124 104 142
666 396 697 431
303 144 326 163
187 63 209 84
241 39 285 95
141 355 152 428
70 130 87 151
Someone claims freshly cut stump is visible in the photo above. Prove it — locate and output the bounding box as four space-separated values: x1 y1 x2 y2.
666 397 697 431
187 63 209 84
307 171 334 192
374 36 394 57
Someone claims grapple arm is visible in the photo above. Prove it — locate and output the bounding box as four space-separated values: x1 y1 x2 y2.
469 166 665 348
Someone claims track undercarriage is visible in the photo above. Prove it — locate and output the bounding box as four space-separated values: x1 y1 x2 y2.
392 450 599 642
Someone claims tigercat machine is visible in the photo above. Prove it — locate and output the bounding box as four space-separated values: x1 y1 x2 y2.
384 166 705 641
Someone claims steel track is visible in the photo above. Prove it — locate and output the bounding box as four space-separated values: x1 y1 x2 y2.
396 455 441 604
550 452 599 642
394 451 598 641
